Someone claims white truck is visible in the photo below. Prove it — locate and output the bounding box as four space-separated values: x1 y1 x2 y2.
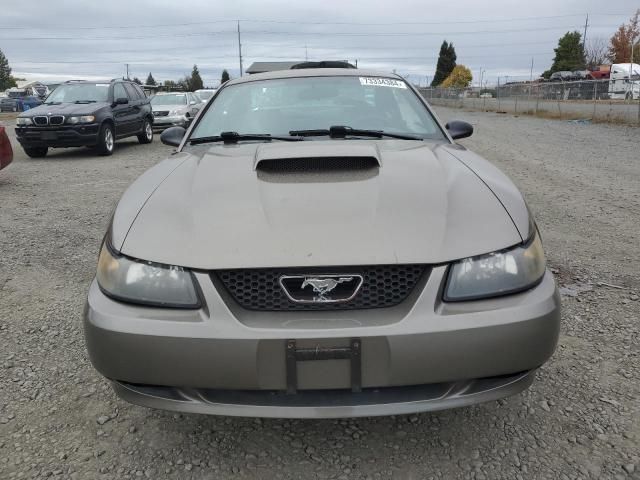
608 63 640 100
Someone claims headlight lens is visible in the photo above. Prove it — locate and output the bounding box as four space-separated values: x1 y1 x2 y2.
67 115 95 124
96 242 201 309
16 117 33 125
444 230 546 301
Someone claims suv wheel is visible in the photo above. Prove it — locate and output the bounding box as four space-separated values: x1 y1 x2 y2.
97 123 115 156
24 147 48 158
137 119 153 144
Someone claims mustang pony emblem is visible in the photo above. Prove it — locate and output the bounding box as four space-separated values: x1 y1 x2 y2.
279 274 364 303
302 277 353 298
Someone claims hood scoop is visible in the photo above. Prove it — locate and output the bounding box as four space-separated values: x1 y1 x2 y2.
254 141 382 175
256 156 379 173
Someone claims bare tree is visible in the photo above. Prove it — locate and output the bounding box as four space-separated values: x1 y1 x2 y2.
585 37 609 69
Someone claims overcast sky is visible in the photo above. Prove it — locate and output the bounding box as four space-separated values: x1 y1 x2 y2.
1 0 637 87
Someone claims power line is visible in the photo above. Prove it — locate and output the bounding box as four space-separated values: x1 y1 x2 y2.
3 40 559 56
13 51 555 65
0 12 632 30
2 24 614 41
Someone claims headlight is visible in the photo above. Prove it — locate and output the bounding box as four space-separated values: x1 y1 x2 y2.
169 110 185 117
16 117 33 125
67 115 95 124
444 230 546 301
96 241 201 309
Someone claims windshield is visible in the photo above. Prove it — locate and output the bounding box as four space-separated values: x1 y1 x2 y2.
46 83 109 103
151 94 187 105
191 76 444 140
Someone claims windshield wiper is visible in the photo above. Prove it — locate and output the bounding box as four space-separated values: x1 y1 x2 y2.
190 131 304 145
289 125 422 140
73 100 97 104
44 101 62 105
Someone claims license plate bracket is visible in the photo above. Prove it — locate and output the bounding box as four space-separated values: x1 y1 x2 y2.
285 338 362 394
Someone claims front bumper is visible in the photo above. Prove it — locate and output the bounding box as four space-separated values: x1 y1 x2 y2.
16 124 100 147
84 267 560 417
112 370 536 418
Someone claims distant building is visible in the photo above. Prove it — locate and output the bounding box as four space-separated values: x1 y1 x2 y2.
245 62 300 74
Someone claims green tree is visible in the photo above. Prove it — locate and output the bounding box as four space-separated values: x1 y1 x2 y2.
0 48 17 91
221 69 230 84
132 77 142 85
145 72 156 86
190 64 204 90
431 41 457 86
441 65 473 88
543 31 586 78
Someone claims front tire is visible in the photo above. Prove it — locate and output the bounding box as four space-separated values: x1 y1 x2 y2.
96 123 115 156
137 119 153 144
24 147 48 158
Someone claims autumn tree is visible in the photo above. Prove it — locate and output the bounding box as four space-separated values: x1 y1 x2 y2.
608 9 640 63
441 65 473 88
431 41 457 86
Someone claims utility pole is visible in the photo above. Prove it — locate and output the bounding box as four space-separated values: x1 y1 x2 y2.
125 63 129 80
529 57 534 82
305 45 308 61
237 20 243 77
583 14 589 49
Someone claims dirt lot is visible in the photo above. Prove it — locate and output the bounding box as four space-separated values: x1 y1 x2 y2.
1 109 638 480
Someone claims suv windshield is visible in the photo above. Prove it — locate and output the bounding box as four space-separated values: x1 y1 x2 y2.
191 76 445 140
151 94 187 105
46 83 110 103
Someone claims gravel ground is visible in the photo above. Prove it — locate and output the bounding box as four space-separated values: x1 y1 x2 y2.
0 109 638 480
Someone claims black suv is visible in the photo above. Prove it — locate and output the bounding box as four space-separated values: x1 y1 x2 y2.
15 79 154 157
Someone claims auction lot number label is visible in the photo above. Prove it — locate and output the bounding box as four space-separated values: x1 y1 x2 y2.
359 77 407 88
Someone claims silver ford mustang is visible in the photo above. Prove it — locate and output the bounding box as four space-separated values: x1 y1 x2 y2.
84 68 560 418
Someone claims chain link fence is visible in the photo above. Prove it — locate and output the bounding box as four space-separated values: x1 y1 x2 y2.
418 79 640 125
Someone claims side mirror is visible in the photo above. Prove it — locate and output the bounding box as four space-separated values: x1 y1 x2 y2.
114 97 128 105
160 126 186 147
445 120 473 140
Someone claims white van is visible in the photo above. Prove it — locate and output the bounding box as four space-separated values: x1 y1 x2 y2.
608 63 640 100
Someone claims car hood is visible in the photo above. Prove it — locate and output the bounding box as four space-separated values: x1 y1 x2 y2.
152 104 187 111
19 102 109 116
113 140 526 269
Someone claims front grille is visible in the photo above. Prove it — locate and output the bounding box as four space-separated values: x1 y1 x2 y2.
33 116 48 126
153 111 169 117
49 115 64 125
214 264 428 311
256 156 379 173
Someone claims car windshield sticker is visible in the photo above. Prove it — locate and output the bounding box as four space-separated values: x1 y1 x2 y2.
359 77 407 89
